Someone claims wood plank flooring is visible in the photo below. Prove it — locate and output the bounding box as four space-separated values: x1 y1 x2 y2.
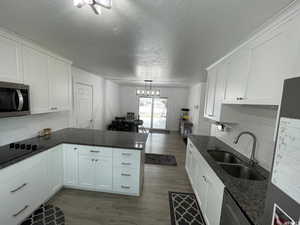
48 132 192 225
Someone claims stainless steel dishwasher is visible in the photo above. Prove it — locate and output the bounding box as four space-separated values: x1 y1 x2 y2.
220 190 252 225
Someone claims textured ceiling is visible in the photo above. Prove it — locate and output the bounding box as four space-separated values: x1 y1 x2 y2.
0 0 294 86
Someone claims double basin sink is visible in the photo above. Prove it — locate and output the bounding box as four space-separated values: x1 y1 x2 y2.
207 150 266 181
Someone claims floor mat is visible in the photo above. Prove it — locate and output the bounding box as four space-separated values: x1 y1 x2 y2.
145 153 177 166
169 192 206 225
20 204 65 225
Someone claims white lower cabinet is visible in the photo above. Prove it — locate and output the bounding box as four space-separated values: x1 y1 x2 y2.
186 139 225 225
0 144 142 225
46 146 63 196
0 152 48 225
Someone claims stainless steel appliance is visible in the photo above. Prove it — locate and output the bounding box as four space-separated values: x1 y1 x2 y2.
263 77 300 224
220 190 251 225
0 81 30 118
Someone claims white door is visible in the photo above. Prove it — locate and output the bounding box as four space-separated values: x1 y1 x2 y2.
23 46 50 114
75 83 93 128
94 157 113 191
78 156 95 188
48 57 71 111
0 35 22 83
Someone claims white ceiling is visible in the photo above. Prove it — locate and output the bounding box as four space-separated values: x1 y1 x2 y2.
0 0 294 86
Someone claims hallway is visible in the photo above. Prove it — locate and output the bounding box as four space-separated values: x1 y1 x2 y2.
49 132 193 225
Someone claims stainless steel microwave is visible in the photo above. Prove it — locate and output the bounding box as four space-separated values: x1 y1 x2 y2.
0 82 30 118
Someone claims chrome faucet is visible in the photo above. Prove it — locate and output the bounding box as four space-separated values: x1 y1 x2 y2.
233 131 257 166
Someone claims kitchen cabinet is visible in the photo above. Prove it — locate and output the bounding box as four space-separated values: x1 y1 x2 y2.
63 144 78 186
23 45 50 114
23 45 71 114
78 155 97 188
46 146 63 196
204 62 235 122
48 57 71 112
223 47 251 103
0 151 48 225
0 34 22 83
186 139 225 225
244 14 300 105
78 153 113 191
205 67 217 118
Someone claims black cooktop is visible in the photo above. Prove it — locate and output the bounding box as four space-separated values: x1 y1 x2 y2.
0 142 42 166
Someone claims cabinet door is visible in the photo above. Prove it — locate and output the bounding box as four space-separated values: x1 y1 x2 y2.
63 145 78 186
23 45 50 114
78 155 95 188
47 147 63 196
185 143 193 177
48 57 71 112
245 17 300 105
193 157 208 210
94 157 113 191
224 47 251 102
205 174 224 225
0 35 22 83
205 67 217 117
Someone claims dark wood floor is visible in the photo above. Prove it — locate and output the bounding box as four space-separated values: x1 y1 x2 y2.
49 132 192 225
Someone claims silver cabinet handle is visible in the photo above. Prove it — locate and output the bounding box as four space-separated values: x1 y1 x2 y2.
74 147 77 150
11 183 27 193
50 107 58 110
95 159 99 162
202 176 207 182
122 153 132 156
90 150 100 153
91 159 94 162
121 162 131 166
13 205 29 217
121 173 131 177
121 185 130 189
208 114 214 117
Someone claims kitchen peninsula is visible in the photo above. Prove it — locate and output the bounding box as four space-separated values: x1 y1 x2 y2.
0 128 148 225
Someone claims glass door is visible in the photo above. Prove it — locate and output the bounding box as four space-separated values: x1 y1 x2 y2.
152 98 168 129
138 97 168 129
138 97 153 128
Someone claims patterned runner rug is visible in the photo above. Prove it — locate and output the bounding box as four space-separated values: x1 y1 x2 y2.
169 192 206 225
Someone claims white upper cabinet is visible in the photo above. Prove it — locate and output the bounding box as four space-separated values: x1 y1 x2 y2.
204 67 217 118
48 57 71 112
244 14 300 105
23 46 50 114
0 34 22 83
23 45 71 114
205 5 300 109
223 47 251 103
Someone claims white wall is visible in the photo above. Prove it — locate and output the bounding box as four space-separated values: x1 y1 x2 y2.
72 67 105 130
104 80 120 128
0 112 71 146
211 105 278 171
120 85 189 131
188 83 211 135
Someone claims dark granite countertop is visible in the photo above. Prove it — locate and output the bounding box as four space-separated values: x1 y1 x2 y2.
0 128 148 170
189 135 269 225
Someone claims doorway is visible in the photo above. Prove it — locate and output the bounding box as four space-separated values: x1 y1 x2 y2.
138 97 168 129
75 82 93 128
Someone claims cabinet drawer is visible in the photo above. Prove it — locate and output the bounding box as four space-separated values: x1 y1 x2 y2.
113 182 139 195
113 150 141 168
78 145 112 158
113 167 139 186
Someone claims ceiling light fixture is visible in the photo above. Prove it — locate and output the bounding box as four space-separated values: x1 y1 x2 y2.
73 0 112 15
136 80 160 97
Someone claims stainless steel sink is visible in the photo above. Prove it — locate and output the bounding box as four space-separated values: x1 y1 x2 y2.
207 150 243 164
220 164 266 181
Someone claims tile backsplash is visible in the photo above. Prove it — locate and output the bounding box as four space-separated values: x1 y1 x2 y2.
211 105 278 171
0 111 71 146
